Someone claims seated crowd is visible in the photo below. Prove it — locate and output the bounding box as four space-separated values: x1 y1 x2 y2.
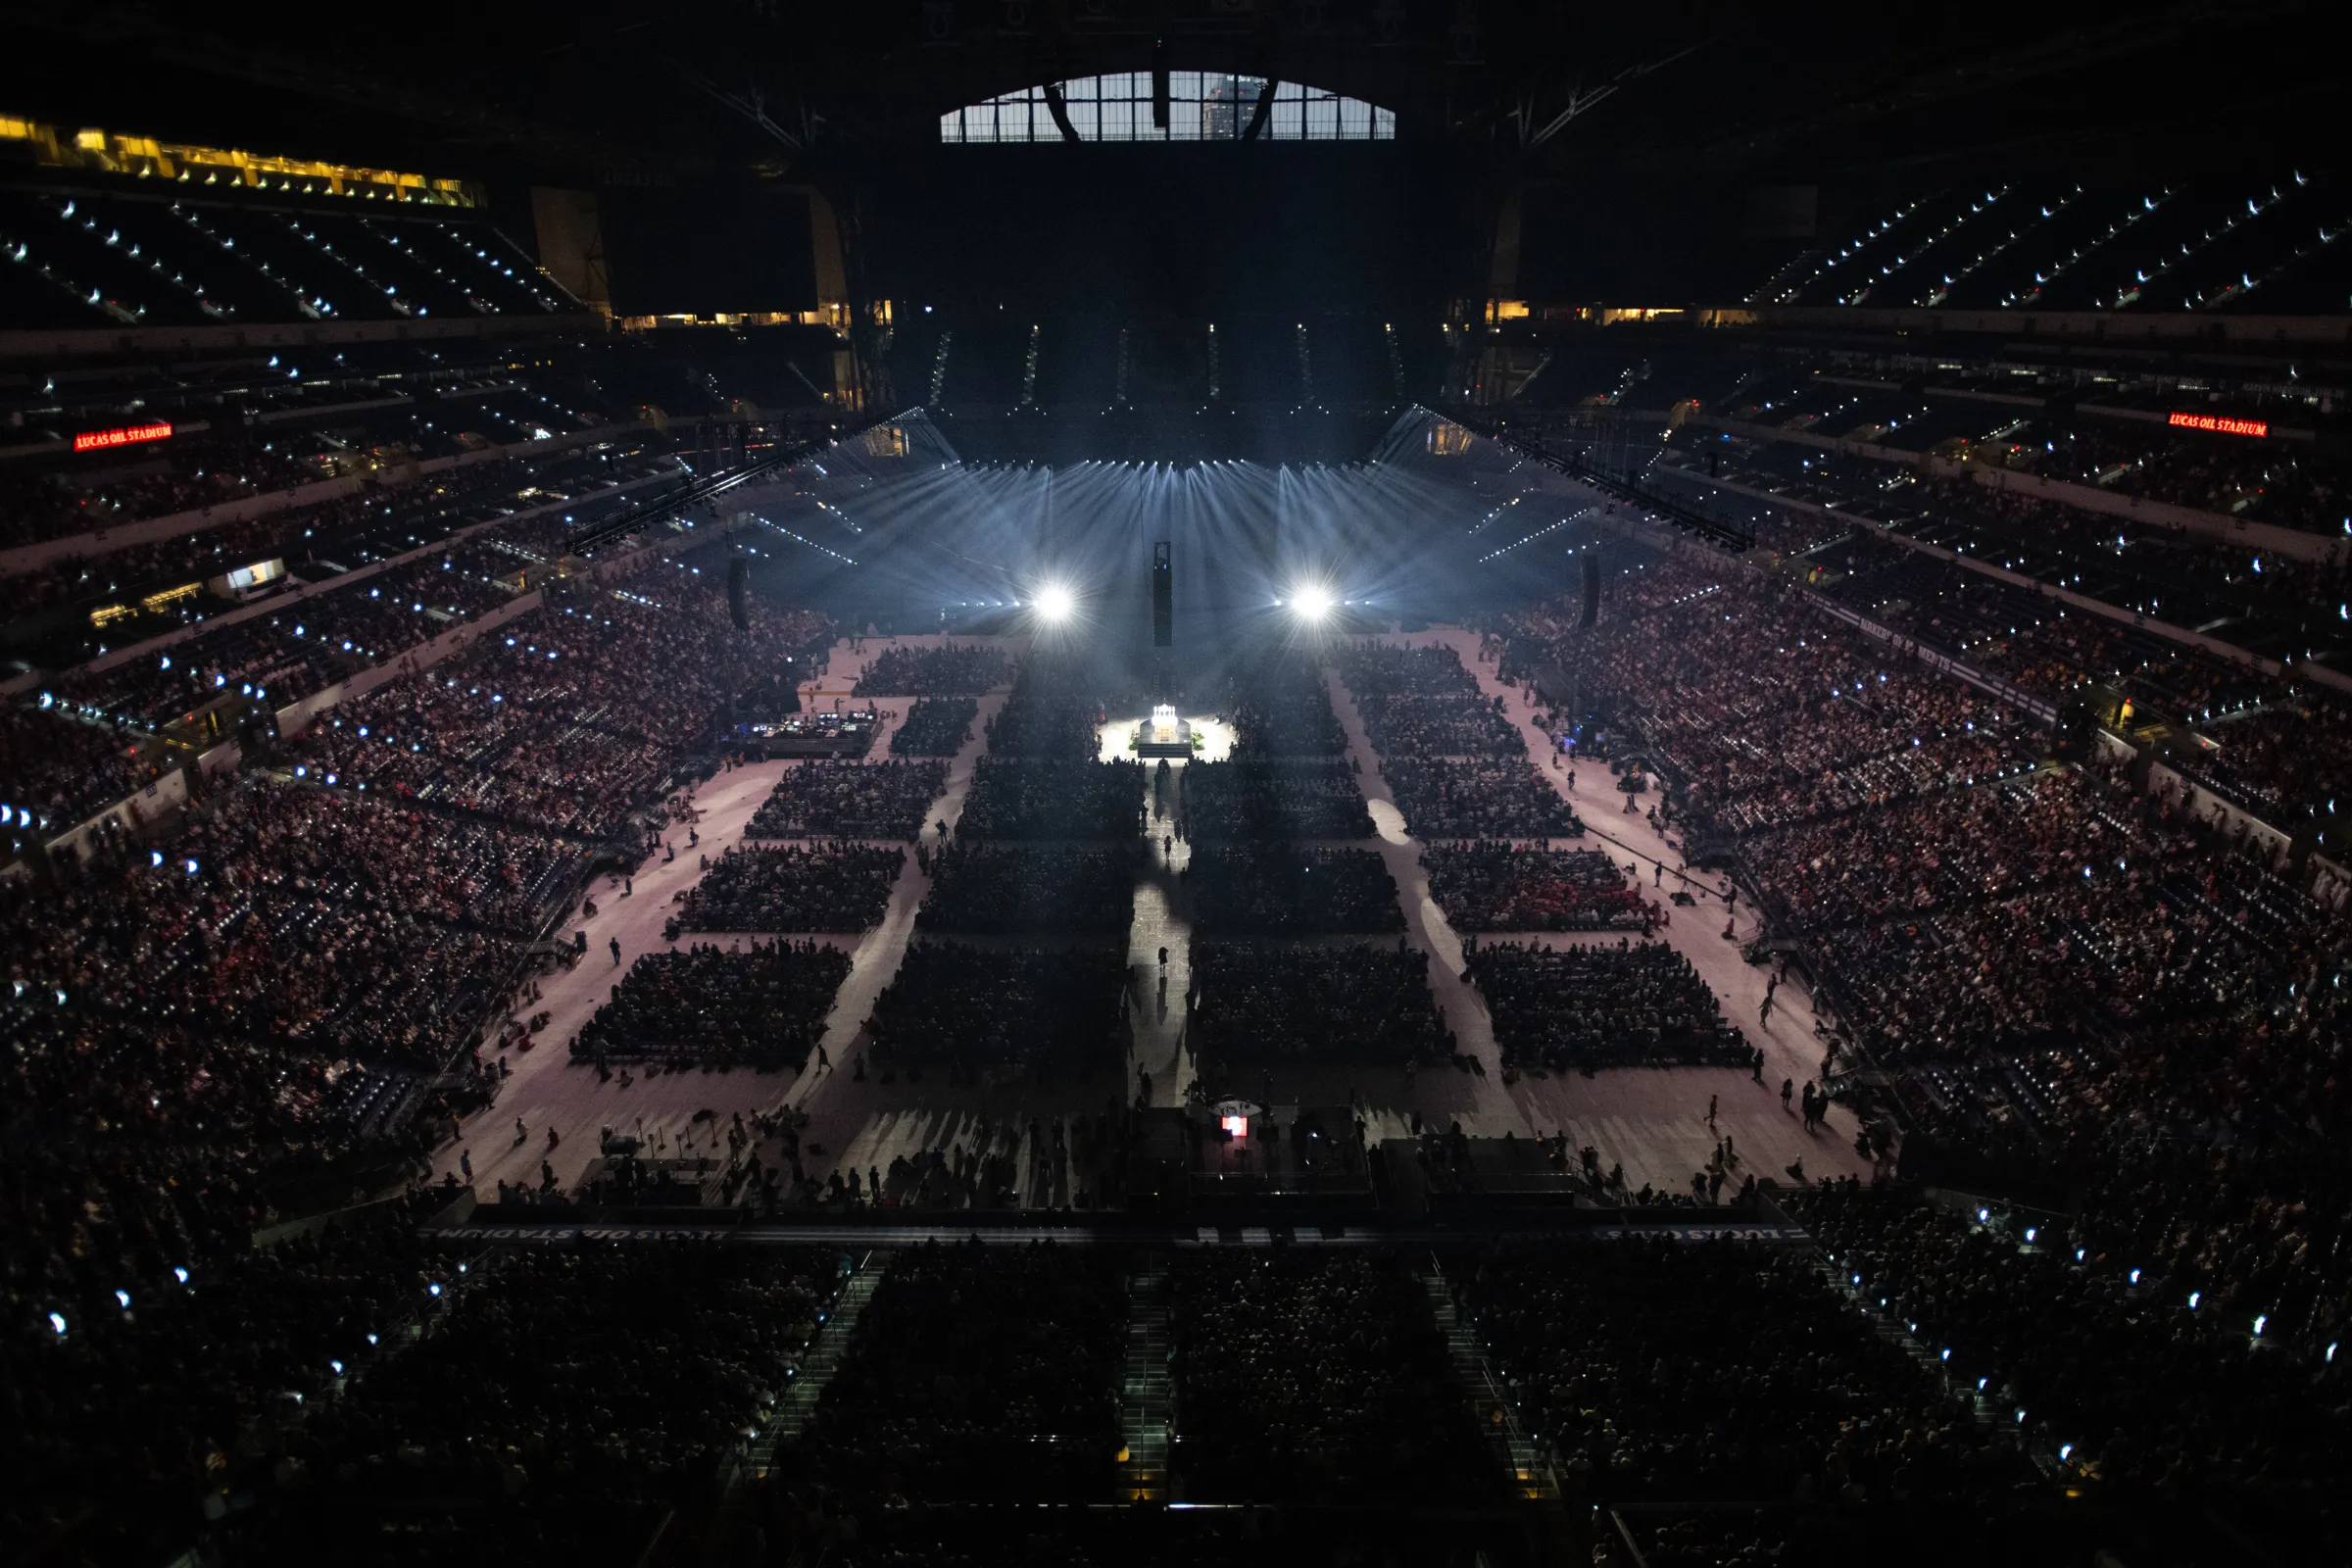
1184 845 1403 935
787 1242 1123 1506
1515 558 2338 1089
1350 692 1525 760
916 842 1139 934
1225 654 1348 757
295 580 828 841
852 642 1013 697
1 1206 448 1566
956 758 1146 840
865 943 1126 1080
239 1240 845 1566
22 449 679 681
1797 1188 2349 1557
1460 1236 2028 1506
1333 643 1482 698
570 942 851 1071
1177 758 1372 840
1423 843 1646 930
0 762 647 1491
13 325 2352 1568
677 842 904 932
1167 1251 1496 1504
984 662 1105 758
0 702 171 834
1190 942 1450 1068
889 695 979 757
1503 533 2351 1531
1382 758 1583 840
2172 694 2352 834
1466 939 1748 1073
0 434 332 550
745 759 945 842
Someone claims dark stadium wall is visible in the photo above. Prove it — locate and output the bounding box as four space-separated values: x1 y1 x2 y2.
1516 178 1799 305
600 184 820 317
867 142 1467 319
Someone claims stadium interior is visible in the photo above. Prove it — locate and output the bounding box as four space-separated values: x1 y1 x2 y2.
1 3 2348 1565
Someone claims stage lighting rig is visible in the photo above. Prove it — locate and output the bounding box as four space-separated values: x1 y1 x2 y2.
1034 582 1078 623
1288 584 1334 622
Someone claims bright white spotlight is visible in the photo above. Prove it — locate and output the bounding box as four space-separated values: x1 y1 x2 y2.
1035 583 1077 623
1291 584 1334 621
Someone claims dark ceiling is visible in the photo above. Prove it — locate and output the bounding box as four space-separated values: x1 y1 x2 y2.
0 1 2334 318
1 0 2333 189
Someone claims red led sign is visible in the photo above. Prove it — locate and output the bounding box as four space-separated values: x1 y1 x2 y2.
2168 412 2267 438
73 420 174 453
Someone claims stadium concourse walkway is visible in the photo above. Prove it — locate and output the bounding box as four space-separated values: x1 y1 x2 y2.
1374 627 1869 1193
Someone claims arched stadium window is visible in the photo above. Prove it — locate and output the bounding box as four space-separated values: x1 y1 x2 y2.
940 74 1396 143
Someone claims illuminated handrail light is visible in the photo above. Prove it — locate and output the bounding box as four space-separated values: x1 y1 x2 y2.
74 419 173 452
2168 412 2267 438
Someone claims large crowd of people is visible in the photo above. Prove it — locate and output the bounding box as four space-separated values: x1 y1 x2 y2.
0 433 331 550
0 702 171 835
1185 844 1403 935
1423 844 1647 930
852 643 1014 697
1512 557 2341 1099
1381 758 1583 840
890 695 979 757
1350 692 1525 760
984 661 1105 758
916 842 1139 934
790 1242 1123 1505
1167 1251 1497 1504
1797 1188 2349 1556
1460 1236 2027 1505
678 842 905 932
1490 526 2352 1524
745 760 946 841
956 758 1146 840
23 449 683 690
569 941 851 1071
1334 644 1483 698
1466 939 1749 1073
15 312 2352 1568
864 943 1126 1079
1 1204 449 1567
291 580 828 842
1226 654 1348 757
2171 694 2352 835
237 1240 844 1565
1177 758 1373 840
1190 942 1450 1068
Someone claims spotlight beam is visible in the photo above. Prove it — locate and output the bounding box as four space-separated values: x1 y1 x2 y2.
1035 582 1078 623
